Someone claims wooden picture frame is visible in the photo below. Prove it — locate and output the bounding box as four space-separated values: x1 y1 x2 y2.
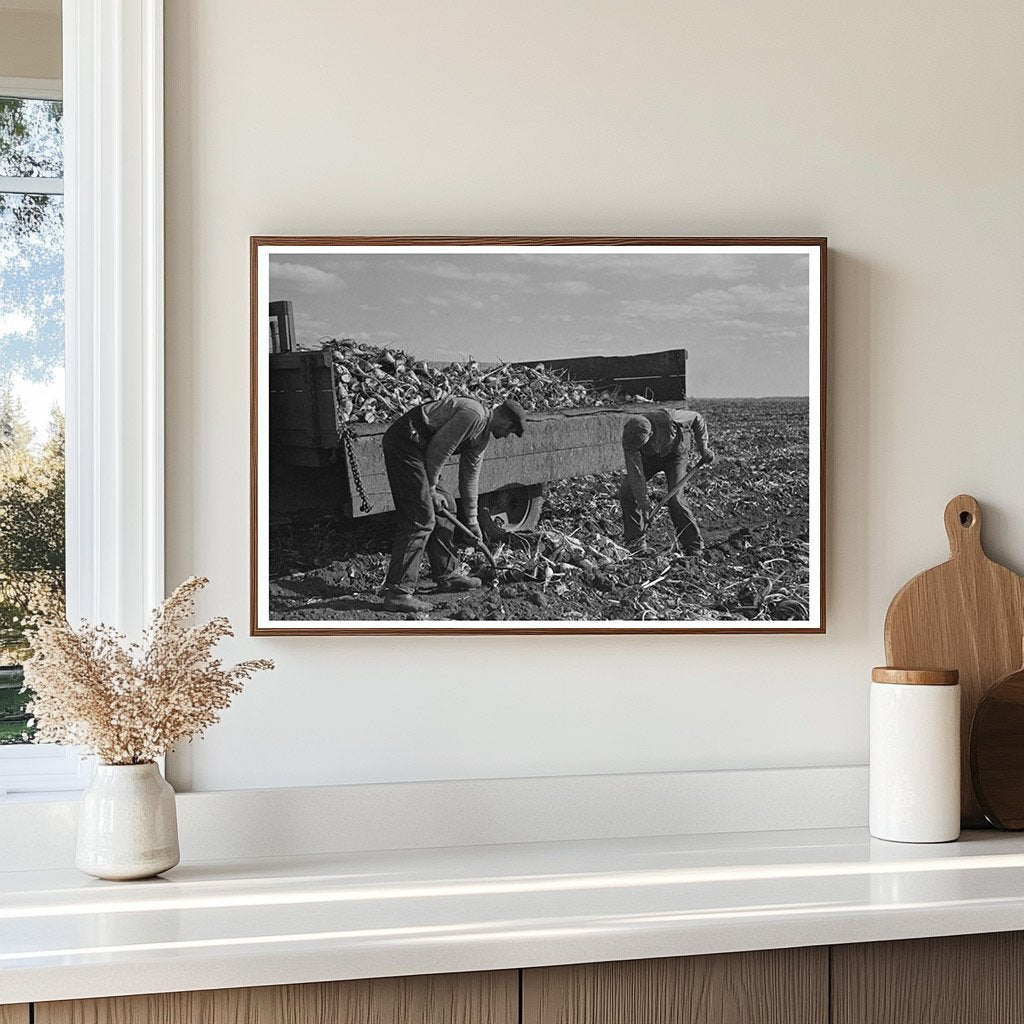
251 236 827 635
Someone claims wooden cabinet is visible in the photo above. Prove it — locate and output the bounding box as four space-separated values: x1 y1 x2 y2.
34 971 517 1024
522 948 828 1024
832 932 1024 1024
13 932 1024 1024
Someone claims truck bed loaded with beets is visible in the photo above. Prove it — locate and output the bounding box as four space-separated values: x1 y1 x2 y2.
268 328 689 539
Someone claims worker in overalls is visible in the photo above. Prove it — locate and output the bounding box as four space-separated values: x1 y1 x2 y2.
381 396 527 613
619 408 715 555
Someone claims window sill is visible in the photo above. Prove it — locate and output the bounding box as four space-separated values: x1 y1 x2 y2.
0 746 94 799
0 789 86 804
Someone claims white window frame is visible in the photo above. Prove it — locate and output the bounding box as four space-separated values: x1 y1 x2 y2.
0 0 164 797
0 77 61 102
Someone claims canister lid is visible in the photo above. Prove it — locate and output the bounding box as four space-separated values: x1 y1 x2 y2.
871 667 959 686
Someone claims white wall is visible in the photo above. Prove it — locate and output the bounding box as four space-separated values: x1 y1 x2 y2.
164 1 1024 792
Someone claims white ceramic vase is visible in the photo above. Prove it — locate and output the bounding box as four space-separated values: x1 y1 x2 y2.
76 762 180 880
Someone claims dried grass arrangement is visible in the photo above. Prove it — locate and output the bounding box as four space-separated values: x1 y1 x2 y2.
23 577 273 765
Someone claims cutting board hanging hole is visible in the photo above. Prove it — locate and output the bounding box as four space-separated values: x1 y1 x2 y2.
944 494 983 556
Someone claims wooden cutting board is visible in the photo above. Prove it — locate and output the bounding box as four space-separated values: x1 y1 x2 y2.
884 494 1024 826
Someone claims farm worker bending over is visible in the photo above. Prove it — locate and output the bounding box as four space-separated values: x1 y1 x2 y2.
381 396 527 613
619 408 715 556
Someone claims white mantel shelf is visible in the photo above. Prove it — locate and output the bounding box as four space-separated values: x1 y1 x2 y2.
4 827 1024 1005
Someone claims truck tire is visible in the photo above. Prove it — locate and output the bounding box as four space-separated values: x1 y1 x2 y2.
478 484 545 541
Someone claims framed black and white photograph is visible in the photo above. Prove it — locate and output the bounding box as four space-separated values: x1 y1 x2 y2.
250 237 826 635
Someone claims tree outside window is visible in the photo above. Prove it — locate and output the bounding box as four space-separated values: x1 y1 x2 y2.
0 94 65 744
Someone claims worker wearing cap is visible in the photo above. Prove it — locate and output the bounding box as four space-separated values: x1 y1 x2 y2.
619 408 715 555
381 396 527 613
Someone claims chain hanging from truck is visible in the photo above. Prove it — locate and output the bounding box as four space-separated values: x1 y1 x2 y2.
341 428 373 514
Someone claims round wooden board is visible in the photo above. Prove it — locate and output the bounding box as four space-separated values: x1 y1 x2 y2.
971 664 1024 829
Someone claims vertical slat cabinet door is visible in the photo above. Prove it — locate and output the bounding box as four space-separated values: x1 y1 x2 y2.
522 949 828 1024
35 970 519 1024
832 933 1024 1024
0 1007 30 1024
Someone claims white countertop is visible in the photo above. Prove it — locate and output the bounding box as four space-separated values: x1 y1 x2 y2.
4 826 1024 1005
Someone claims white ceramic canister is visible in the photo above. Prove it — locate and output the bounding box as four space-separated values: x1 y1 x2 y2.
870 667 961 843
76 762 181 880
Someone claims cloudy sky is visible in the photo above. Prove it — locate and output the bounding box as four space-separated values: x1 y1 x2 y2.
269 249 812 397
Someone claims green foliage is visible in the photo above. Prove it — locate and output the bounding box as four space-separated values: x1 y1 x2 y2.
0 97 62 181
0 391 65 664
0 665 30 743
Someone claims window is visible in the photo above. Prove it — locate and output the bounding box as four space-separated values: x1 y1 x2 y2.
1 7 167 797
0 79 83 795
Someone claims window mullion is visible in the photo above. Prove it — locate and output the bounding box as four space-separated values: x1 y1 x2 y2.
0 176 64 195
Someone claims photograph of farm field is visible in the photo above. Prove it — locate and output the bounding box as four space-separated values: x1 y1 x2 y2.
268 395 809 623
256 243 822 631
